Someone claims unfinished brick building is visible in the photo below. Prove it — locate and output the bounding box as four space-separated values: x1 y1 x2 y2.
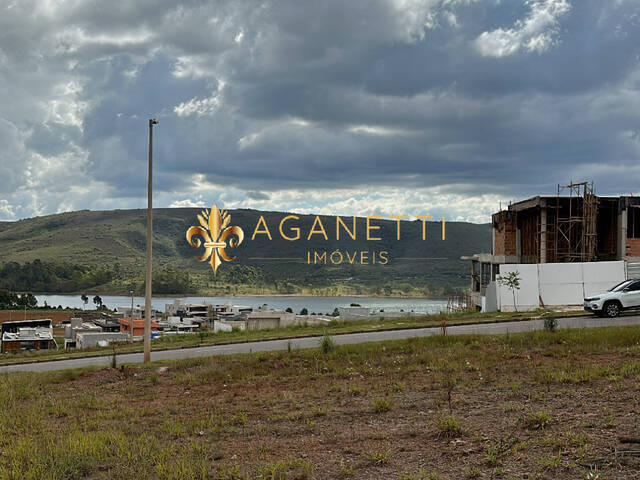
465 182 640 302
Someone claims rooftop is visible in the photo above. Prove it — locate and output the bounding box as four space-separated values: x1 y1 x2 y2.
3 326 54 342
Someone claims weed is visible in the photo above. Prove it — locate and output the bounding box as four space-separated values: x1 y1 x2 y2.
521 409 551 430
388 381 405 393
399 469 439 480
604 413 617 429
544 317 558 332
339 459 356 477
435 413 463 439
230 412 247 426
585 469 602 479
365 449 392 465
437 362 460 411
320 335 336 354
256 458 313 479
216 465 244 480
373 397 392 413
464 466 481 479
537 450 562 470
312 407 327 417
485 435 519 466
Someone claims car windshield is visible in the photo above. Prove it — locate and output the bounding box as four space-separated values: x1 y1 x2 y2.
608 280 634 292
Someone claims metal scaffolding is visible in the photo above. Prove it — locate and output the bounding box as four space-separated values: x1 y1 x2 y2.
554 181 597 262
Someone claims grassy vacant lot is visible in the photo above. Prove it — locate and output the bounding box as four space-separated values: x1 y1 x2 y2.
0 309 581 366
1 325 640 479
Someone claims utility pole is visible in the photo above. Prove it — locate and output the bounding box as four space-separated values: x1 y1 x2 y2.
144 118 158 363
130 290 134 343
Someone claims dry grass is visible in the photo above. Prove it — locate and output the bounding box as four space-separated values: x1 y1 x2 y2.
0 325 639 478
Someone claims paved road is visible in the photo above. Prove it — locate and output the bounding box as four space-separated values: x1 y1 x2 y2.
2 314 640 374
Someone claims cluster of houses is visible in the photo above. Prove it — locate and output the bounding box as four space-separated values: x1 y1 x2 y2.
0 301 402 354
0 298 422 354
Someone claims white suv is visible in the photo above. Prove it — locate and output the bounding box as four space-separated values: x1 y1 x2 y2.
584 279 640 317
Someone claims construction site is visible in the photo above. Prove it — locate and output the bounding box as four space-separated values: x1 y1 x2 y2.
464 182 640 310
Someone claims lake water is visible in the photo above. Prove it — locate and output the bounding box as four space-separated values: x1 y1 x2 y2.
37 294 449 315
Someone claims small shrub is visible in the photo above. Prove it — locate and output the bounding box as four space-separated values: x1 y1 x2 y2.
435 414 463 439
373 397 392 413
320 335 335 354
544 317 558 332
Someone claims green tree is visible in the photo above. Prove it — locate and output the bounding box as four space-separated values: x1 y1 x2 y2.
81 294 88 310
152 268 192 294
93 295 103 308
18 293 37 309
497 271 521 312
299 307 308 315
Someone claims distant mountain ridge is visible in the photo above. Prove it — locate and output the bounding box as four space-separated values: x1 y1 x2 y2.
0 208 491 295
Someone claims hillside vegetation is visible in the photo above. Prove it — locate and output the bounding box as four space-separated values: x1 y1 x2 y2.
0 208 491 295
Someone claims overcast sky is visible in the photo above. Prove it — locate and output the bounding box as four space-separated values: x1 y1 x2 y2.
0 0 638 223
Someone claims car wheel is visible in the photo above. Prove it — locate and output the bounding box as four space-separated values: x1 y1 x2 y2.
603 301 621 318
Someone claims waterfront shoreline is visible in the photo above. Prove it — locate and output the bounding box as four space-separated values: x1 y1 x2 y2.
35 294 453 315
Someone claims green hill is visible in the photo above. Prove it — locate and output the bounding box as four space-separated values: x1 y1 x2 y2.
0 208 491 296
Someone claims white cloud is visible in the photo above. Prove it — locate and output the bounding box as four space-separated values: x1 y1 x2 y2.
474 0 571 57
348 124 414 136
216 185 506 223
174 81 225 117
0 200 14 219
390 0 476 41
174 95 220 116
169 198 207 208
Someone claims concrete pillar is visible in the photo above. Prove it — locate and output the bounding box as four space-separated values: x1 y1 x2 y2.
491 224 495 255
619 208 627 259
540 207 547 263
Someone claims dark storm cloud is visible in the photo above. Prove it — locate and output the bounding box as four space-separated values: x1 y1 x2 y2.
0 0 639 221
246 191 270 201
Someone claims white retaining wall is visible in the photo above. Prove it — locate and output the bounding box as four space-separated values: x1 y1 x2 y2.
489 261 625 312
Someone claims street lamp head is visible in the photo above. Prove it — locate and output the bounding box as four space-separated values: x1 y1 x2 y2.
149 118 158 126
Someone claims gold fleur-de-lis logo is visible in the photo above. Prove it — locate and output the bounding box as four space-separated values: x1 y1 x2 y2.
186 205 244 274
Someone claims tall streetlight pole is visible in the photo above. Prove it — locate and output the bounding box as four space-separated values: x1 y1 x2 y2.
129 289 134 343
144 118 158 363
